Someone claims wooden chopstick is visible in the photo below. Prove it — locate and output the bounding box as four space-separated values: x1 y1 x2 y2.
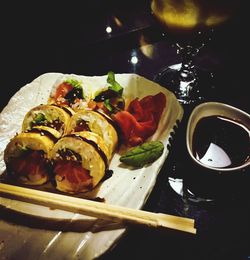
0 183 196 234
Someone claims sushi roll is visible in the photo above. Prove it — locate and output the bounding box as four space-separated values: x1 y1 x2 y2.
50 131 109 194
90 71 125 116
48 76 90 110
66 110 119 159
22 104 74 137
4 128 59 185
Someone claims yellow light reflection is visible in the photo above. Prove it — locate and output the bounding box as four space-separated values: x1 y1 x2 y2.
139 34 154 59
205 15 229 27
151 0 232 30
113 16 123 27
151 0 199 29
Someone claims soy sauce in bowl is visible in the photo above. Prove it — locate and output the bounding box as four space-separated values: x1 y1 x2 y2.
192 115 250 169
185 102 250 200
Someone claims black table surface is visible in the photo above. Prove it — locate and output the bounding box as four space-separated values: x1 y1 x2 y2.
1 1 249 260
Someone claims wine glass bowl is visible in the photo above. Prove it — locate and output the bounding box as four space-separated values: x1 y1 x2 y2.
151 0 240 105
151 0 236 34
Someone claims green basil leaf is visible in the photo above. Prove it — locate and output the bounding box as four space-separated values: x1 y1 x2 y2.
107 71 123 96
107 71 115 84
120 141 164 168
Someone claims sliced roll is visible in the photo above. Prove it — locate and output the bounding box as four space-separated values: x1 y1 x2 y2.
22 104 74 137
66 110 118 159
49 131 109 194
48 76 91 110
4 129 59 185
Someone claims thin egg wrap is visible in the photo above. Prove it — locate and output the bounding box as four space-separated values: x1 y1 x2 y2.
4 129 58 185
49 131 109 193
66 110 118 159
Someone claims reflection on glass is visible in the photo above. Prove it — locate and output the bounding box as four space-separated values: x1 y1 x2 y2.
112 16 123 28
197 142 232 168
139 34 155 59
192 115 250 169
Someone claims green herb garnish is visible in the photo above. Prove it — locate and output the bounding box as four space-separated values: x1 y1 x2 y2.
104 99 113 112
63 78 84 103
32 113 47 125
93 71 124 114
120 141 164 168
107 71 123 96
64 78 82 89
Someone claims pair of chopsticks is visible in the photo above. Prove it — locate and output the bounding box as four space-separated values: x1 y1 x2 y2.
0 183 196 234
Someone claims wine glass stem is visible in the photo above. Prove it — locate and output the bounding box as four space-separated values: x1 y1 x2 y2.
177 44 198 83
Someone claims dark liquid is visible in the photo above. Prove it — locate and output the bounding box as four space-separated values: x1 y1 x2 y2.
192 116 249 168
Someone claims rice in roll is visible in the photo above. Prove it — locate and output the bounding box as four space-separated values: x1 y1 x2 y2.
50 131 109 194
48 77 90 110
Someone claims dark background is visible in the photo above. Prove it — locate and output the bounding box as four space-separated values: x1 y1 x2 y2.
1 0 154 110
1 1 249 260
1 0 248 112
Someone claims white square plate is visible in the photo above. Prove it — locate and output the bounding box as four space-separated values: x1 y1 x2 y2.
0 73 183 259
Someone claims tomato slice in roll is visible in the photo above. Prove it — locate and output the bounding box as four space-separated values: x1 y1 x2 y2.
4 131 57 185
53 82 73 105
49 131 109 194
53 160 92 193
9 150 49 185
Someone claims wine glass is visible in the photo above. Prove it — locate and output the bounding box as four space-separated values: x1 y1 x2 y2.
150 0 239 105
